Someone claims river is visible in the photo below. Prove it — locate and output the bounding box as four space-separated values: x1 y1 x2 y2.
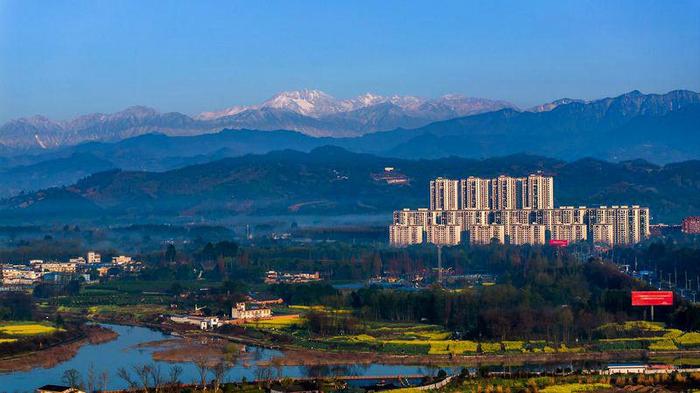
0 324 439 392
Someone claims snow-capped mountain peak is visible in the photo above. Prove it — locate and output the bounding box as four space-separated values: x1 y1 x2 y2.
197 106 248 120
193 90 519 125
261 89 343 117
351 93 387 107
528 98 587 112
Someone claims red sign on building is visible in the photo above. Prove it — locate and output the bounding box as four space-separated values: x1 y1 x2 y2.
631 291 674 306
549 239 569 247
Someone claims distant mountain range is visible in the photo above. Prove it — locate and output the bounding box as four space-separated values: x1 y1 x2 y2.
0 89 697 201
0 89 696 156
353 89 700 162
2 147 698 225
0 89 515 149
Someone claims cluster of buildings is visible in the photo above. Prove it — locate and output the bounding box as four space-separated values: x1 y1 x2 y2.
170 301 274 331
264 270 321 284
682 216 700 234
371 167 410 185
0 252 142 287
390 174 650 247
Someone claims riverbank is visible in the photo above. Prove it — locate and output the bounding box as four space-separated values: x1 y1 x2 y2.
0 324 117 372
260 347 700 367
160 321 700 368
135 336 248 364
64 316 700 370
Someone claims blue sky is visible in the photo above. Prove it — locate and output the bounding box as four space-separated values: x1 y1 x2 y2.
0 0 699 122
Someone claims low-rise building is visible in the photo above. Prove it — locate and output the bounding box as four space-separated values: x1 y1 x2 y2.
169 315 220 330
36 385 85 393
231 302 272 320
112 255 133 265
1 265 41 285
246 294 284 306
603 364 647 375
37 262 79 273
265 271 321 284
87 251 101 264
69 257 86 264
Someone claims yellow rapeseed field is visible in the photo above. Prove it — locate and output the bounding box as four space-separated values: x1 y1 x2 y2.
540 383 611 393
0 323 58 336
244 314 302 329
676 332 700 346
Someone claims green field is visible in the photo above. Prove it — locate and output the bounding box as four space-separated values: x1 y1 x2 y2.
540 383 612 393
56 304 169 322
92 279 217 293
251 310 700 356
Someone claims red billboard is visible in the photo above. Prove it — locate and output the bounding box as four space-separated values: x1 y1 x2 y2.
549 239 569 247
631 291 674 306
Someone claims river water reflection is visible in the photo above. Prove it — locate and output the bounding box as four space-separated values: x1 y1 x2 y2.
0 324 436 392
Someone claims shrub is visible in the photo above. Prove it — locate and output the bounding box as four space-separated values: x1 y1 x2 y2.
676 332 700 347
648 339 678 351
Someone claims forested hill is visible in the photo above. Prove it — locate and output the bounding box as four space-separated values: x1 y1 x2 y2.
1 147 699 224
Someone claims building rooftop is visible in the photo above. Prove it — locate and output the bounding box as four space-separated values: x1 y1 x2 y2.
37 385 78 393
607 363 646 368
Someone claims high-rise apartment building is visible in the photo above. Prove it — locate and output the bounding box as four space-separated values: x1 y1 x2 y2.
389 225 424 246
467 224 505 245
587 205 650 245
393 208 432 227
425 225 462 246
460 177 491 209
523 174 554 209
550 224 588 243
430 178 459 211
591 224 614 245
508 224 547 245
491 175 519 210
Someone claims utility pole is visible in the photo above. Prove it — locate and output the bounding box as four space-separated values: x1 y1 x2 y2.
675 267 678 288
437 245 443 285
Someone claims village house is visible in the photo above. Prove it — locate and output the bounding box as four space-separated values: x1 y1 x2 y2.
231 302 272 320
169 315 220 330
